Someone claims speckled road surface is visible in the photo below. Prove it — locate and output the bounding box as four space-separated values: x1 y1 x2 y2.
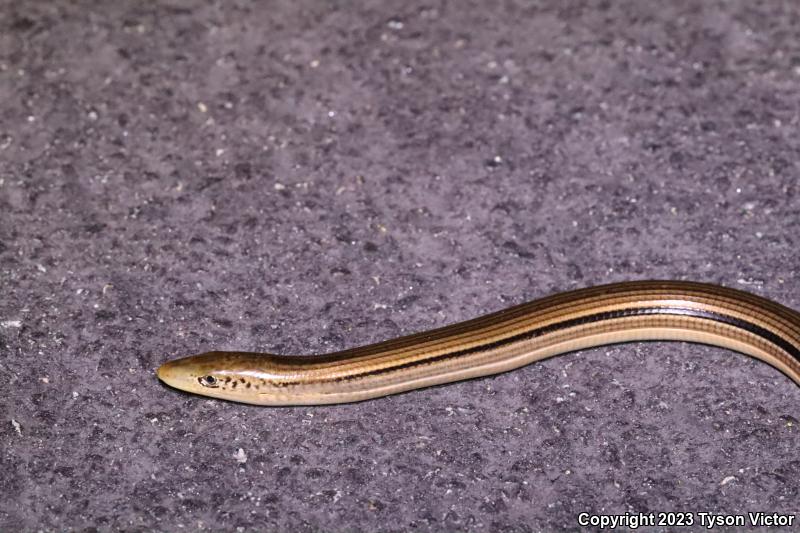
1 1 798 531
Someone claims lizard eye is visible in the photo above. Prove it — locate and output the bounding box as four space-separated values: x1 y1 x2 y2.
200 375 218 387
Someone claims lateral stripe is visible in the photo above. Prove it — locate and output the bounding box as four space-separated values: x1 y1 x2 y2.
323 306 800 384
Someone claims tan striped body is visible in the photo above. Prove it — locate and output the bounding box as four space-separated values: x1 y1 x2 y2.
157 281 800 405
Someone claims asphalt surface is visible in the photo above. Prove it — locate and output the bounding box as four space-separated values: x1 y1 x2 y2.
1 1 799 532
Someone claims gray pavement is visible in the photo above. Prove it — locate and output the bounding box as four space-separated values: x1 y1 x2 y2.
1 1 798 531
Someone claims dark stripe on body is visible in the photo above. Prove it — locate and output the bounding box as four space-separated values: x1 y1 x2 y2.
294 306 800 386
